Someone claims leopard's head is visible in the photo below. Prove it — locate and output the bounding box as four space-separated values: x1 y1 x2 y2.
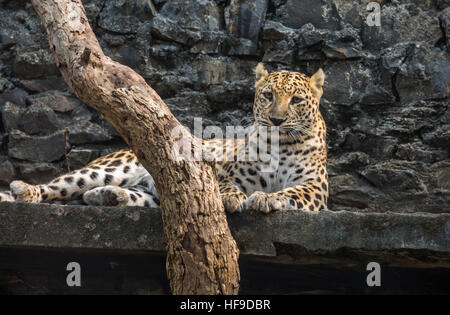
253 63 325 136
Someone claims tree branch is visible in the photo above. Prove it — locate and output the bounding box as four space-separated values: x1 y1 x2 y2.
31 0 240 294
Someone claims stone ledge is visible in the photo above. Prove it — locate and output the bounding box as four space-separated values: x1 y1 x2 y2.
0 202 448 261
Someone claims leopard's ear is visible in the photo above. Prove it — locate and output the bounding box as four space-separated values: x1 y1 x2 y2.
310 68 325 99
254 62 269 88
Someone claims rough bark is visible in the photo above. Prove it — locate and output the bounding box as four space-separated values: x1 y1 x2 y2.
30 0 240 295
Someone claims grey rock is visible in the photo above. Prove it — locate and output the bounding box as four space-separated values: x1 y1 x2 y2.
16 162 61 185
0 157 15 186
0 78 13 93
13 49 59 80
436 0 450 10
66 147 103 170
83 0 106 23
106 43 143 70
333 152 371 169
441 7 450 48
18 103 61 135
0 3 48 54
381 42 413 76
148 43 181 59
352 160 449 214
227 37 258 56
421 125 450 148
370 100 448 137
225 0 268 55
0 88 28 106
146 73 193 98
164 91 212 129
19 76 68 93
27 90 80 113
160 0 222 32
98 0 155 34
323 61 392 106
395 142 448 163
359 85 395 106
1 102 61 135
190 33 228 54
153 0 167 5
96 117 122 138
260 22 299 62
334 1 442 51
0 132 7 150
360 163 425 192
68 105 96 123
436 167 450 190
295 23 365 61
1 102 24 132
189 55 253 86
66 120 114 145
8 129 66 162
275 0 340 30
263 39 296 64
262 20 297 41
206 79 254 111
101 33 127 48
394 43 450 103
364 137 398 160
151 0 224 49
150 14 201 45
328 174 378 210
0 30 16 50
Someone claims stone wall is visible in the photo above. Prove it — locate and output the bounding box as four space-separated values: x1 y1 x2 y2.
0 0 448 213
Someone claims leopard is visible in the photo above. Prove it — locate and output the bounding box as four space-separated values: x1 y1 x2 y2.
0 63 328 213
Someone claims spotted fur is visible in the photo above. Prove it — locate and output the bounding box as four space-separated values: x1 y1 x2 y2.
2 63 328 213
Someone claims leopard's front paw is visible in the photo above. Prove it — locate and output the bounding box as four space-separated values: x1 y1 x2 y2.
222 192 247 213
244 191 289 213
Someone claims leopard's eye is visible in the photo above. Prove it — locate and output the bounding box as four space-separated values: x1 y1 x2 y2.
290 96 304 104
263 92 273 101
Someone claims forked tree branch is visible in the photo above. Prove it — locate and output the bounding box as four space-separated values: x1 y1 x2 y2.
31 0 240 294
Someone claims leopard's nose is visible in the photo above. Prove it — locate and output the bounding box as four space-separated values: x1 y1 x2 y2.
269 117 287 126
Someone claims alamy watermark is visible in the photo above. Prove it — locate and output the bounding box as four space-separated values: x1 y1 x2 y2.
66 262 81 287
170 118 281 172
366 2 381 27
366 262 381 287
